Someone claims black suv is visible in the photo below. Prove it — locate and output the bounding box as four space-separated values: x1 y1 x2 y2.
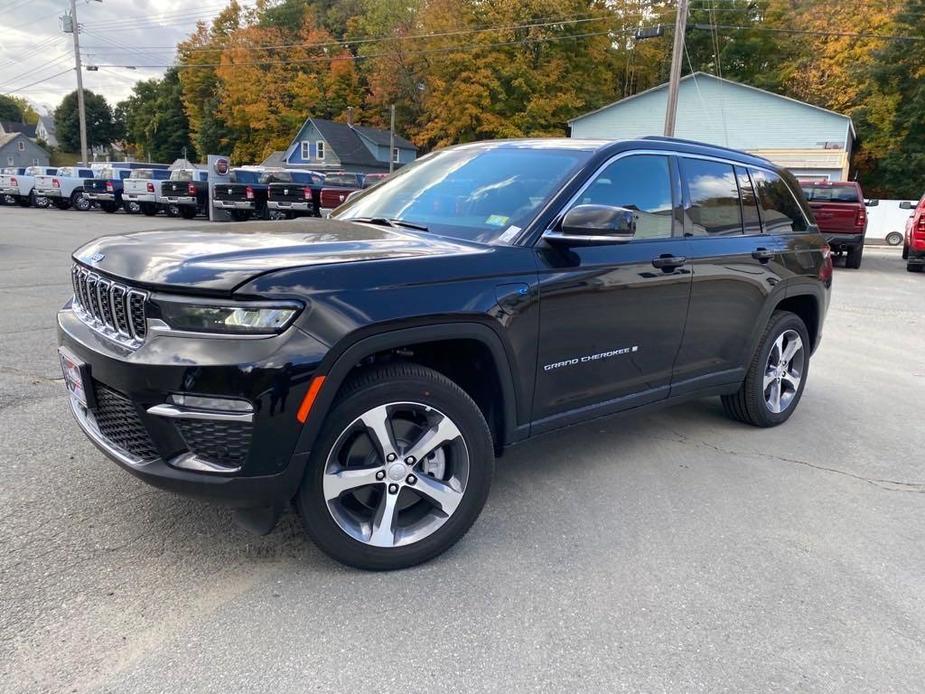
57 137 831 570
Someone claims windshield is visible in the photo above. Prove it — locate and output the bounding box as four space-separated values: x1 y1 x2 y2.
325 173 359 187
335 144 592 243
231 170 261 184
801 184 860 203
170 169 196 181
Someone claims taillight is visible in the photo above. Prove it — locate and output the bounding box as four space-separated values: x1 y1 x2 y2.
187 182 197 196
52 178 60 188
304 187 312 200
819 245 833 283
10 176 17 186
245 186 254 200
855 208 865 227
146 182 155 193
105 181 113 193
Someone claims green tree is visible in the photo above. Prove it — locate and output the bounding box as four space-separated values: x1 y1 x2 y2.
53 90 116 152
116 69 195 162
0 95 39 124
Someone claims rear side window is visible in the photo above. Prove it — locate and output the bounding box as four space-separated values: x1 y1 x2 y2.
325 173 359 187
751 169 808 233
735 166 762 234
575 154 674 239
681 158 742 236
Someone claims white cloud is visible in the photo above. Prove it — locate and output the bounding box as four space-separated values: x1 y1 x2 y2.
0 1 256 111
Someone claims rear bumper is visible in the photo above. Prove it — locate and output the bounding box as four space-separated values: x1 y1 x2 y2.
823 232 864 249
162 195 197 206
123 193 155 203
213 200 255 210
87 192 116 201
35 188 62 197
0 186 20 195
268 201 312 211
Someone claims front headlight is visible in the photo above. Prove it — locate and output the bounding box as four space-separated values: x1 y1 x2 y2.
154 298 302 335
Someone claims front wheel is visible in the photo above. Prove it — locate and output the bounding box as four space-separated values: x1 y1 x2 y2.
71 189 90 211
722 311 811 428
297 363 494 570
886 231 904 246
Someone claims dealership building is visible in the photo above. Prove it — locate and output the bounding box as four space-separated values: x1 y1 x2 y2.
568 72 855 182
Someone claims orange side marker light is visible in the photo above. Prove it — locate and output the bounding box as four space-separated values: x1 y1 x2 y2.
296 375 326 424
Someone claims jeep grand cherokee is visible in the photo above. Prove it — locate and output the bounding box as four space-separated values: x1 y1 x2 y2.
57 137 831 570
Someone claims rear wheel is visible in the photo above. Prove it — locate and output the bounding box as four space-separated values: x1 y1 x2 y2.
179 206 197 219
141 202 157 216
908 263 924 273
722 311 810 428
297 363 493 570
902 244 909 260
52 199 71 210
100 201 118 213
70 189 90 211
845 244 863 269
886 231 904 246
230 209 252 222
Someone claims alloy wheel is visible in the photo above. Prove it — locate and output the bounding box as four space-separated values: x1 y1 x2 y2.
322 402 469 548
764 329 804 414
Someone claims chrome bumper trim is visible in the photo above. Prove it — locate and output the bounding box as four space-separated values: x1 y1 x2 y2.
68 395 157 468
147 403 254 423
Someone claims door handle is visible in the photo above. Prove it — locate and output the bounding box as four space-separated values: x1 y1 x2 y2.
651 254 687 269
752 248 775 262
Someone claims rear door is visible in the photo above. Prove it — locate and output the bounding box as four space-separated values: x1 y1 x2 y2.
532 152 692 431
671 156 787 395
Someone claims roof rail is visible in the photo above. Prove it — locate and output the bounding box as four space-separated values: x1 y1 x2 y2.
640 135 773 163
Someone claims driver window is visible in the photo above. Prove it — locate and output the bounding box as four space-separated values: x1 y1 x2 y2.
573 154 674 239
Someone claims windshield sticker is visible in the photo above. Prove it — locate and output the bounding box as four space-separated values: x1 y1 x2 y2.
485 214 510 227
496 225 521 243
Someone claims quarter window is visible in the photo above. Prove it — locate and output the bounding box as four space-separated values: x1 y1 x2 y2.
316 141 325 160
681 158 742 236
573 154 674 239
751 169 808 233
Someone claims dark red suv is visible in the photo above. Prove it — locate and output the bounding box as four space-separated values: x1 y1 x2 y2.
800 181 867 269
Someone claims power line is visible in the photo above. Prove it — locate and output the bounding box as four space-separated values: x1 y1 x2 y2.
1 68 74 95
91 27 634 69
692 23 925 41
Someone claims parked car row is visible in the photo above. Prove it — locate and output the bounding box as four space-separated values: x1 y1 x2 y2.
0 163 388 221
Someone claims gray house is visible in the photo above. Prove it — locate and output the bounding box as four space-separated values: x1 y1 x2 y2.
35 115 58 148
569 72 855 182
0 132 49 168
0 121 37 139
282 117 417 173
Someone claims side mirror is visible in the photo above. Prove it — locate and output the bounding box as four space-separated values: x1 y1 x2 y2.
865 199 879 207
546 204 637 245
899 200 914 210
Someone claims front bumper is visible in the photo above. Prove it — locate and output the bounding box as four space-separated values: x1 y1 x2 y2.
87 192 116 201
823 232 864 249
268 201 312 212
213 200 255 210
57 305 327 507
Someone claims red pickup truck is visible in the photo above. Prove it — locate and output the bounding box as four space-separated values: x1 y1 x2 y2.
800 181 867 269
903 194 925 273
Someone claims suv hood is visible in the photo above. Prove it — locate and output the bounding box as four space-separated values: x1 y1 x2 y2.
73 218 484 293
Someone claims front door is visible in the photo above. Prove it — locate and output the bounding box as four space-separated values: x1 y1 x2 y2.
532 153 692 433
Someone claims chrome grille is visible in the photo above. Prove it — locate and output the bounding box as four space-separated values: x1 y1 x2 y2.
71 264 148 346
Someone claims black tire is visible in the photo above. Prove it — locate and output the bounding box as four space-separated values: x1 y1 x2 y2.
16 195 31 207
721 311 811 428
908 263 924 273
52 199 71 210
180 206 197 219
886 231 904 247
845 244 863 269
297 363 494 570
230 209 252 222
902 244 909 260
100 201 118 213
141 202 157 216
70 189 90 211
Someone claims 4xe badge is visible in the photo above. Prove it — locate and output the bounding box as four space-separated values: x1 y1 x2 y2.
81 252 104 265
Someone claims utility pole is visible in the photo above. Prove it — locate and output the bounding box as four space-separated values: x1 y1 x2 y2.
388 104 396 174
68 0 90 165
664 0 689 137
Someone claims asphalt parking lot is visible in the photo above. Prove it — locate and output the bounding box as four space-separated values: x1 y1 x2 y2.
1 206 923 693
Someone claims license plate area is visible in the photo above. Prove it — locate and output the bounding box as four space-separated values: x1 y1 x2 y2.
59 347 95 409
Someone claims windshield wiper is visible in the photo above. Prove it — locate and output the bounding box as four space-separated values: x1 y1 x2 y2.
351 216 429 232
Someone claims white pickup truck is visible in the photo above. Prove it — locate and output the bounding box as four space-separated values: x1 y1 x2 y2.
34 166 96 211
0 165 58 207
122 168 175 215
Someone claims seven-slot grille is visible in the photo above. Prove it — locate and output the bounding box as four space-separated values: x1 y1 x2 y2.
71 264 147 344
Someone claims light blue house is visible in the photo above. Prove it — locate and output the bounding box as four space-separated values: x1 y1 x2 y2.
276 117 417 173
569 72 855 181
